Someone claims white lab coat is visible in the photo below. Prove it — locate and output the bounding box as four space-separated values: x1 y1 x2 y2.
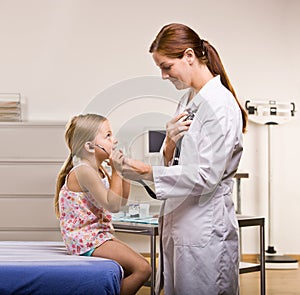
153 76 242 295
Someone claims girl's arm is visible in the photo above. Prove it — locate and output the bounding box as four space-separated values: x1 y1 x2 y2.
110 148 130 206
108 163 130 209
121 178 130 206
75 164 125 213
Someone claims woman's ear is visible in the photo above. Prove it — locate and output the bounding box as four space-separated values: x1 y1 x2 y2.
184 48 195 65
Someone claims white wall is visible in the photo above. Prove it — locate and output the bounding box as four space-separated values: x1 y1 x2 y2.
1 0 299 254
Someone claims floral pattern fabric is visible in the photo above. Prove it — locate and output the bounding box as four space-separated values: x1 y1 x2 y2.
59 168 114 255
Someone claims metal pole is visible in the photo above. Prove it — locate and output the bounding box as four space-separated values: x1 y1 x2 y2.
266 123 276 253
150 235 156 295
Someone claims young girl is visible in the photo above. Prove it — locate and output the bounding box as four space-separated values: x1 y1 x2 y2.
54 113 151 295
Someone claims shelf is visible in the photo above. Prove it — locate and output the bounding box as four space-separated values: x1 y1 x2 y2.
239 262 261 274
0 122 66 242
0 121 66 127
0 158 65 164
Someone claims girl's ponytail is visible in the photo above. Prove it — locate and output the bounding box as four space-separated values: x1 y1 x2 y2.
54 154 73 218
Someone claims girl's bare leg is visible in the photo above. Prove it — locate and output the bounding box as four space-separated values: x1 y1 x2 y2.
92 239 151 295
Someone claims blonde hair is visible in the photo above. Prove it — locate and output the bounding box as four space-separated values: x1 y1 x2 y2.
54 113 107 217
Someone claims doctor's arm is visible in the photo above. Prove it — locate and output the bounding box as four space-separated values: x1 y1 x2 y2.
119 157 154 182
112 111 191 179
153 108 239 200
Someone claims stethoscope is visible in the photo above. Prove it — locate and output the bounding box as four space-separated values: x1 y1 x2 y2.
94 108 195 199
94 144 157 199
173 108 195 165
94 144 110 155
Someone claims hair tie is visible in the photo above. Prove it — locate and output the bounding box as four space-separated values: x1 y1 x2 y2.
72 155 81 166
200 39 204 49
200 39 206 55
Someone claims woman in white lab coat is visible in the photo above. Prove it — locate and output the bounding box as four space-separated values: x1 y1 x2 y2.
113 23 248 295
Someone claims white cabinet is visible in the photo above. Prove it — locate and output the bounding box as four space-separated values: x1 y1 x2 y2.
0 122 68 241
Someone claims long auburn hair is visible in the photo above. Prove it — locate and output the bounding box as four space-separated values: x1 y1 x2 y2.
149 23 247 133
54 113 107 217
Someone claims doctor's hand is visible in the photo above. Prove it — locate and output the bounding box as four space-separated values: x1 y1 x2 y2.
163 111 192 164
121 158 153 182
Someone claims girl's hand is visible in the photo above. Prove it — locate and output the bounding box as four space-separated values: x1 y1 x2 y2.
110 144 125 174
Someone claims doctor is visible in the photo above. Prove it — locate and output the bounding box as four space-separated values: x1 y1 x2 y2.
114 23 247 295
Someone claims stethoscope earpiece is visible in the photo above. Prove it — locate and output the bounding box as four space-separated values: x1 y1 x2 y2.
87 143 95 152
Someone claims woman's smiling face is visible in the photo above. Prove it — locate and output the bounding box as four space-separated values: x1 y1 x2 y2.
152 51 192 90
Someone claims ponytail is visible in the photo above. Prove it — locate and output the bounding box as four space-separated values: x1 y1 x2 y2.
150 23 248 133
54 154 73 218
203 40 248 133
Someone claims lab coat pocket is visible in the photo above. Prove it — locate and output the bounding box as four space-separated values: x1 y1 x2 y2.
173 197 213 247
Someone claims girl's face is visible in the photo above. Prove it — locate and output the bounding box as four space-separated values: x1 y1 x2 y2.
152 51 192 90
94 119 115 160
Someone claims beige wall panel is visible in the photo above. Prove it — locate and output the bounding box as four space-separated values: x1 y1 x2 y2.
0 197 59 228
0 231 62 241
0 123 67 241
0 163 62 195
0 123 67 159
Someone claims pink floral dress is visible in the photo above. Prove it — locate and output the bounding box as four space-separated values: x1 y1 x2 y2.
59 165 114 255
